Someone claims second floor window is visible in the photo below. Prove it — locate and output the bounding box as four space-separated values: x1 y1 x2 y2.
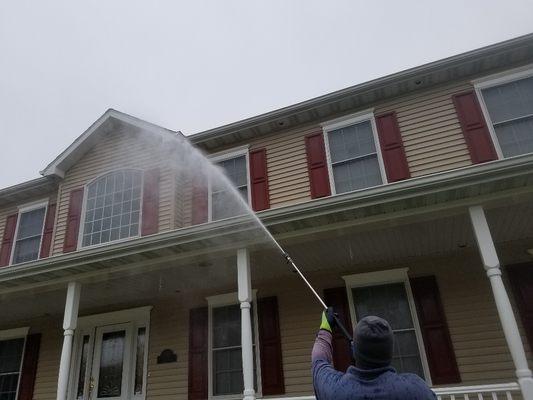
12 204 47 264
82 170 142 247
211 154 249 221
325 117 383 194
480 74 533 158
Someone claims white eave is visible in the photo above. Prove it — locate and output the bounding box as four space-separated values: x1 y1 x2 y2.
40 109 182 179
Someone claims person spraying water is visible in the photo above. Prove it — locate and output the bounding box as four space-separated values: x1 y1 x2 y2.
311 309 436 400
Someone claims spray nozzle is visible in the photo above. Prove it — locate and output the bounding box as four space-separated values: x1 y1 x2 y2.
282 251 293 264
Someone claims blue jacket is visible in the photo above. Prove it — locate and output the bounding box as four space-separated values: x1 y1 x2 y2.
312 330 436 400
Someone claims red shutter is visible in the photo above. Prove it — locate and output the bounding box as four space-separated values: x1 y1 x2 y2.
452 91 498 164
18 333 41 400
323 287 353 371
188 307 208 400
305 132 331 199
410 276 460 384
0 213 18 267
249 149 270 211
39 203 56 259
507 263 533 349
375 112 410 182
141 168 160 236
63 188 84 253
258 296 285 395
191 175 208 225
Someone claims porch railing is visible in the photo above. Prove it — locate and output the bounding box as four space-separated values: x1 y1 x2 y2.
264 382 521 400
433 382 521 400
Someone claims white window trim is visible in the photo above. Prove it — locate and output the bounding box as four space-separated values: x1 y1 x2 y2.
342 268 432 384
67 306 151 400
0 326 29 400
207 146 251 222
78 169 145 251
206 290 262 400
321 109 388 196
473 64 533 160
10 199 49 266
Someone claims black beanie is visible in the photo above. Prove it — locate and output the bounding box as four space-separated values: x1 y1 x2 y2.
353 316 393 369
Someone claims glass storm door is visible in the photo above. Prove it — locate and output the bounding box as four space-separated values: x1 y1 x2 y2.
89 324 132 400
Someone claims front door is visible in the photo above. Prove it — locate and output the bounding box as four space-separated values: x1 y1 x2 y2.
69 311 149 400
507 263 533 349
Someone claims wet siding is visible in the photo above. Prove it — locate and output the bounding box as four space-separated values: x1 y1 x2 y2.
51 129 176 255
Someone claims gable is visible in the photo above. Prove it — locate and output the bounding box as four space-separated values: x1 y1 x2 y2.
51 127 176 256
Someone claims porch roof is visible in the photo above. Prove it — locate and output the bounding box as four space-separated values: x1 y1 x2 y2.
1 153 533 294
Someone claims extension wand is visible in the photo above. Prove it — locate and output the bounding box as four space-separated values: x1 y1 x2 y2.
282 251 353 343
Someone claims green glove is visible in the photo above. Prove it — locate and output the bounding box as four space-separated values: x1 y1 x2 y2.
319 307 336 333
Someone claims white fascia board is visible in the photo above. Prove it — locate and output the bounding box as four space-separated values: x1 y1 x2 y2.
41 109 180 178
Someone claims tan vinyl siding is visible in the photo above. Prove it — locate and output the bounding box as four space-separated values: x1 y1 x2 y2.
147 301 189 400
51 130 176 255
33 322 62 400
249 126 312 208
376 82 474 177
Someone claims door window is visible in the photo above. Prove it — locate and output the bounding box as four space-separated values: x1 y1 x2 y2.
96 330 126 398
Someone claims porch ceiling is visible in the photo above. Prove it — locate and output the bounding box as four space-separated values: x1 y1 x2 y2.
1 197 532 327
0 154 532 298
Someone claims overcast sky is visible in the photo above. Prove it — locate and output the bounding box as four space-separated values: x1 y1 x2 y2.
1 1 532 189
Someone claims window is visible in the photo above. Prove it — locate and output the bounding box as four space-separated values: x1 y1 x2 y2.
11 202 47 265
343 269 430 381
207 293 260 398
477 70 533 158
323 112 384 194
209 151 249 221
0 328 28 400
82 170 143 247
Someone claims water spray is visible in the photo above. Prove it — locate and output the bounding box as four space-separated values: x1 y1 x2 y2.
169 134 353 342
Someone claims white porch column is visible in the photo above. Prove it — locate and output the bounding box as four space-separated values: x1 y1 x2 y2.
57 282 81 400
469 206 533 400
237 248 255 400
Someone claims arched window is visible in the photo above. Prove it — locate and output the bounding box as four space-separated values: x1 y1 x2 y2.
82 169 143 247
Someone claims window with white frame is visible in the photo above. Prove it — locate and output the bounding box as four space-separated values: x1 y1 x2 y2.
478 72 533 158
344 269 430 381
0 328 28 400
210 152 249 221
208 294 260 398
324 113 384 194
11 203 47 265
81 170 143 247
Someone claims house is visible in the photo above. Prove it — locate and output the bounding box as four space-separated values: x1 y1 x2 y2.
1 33 533 400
